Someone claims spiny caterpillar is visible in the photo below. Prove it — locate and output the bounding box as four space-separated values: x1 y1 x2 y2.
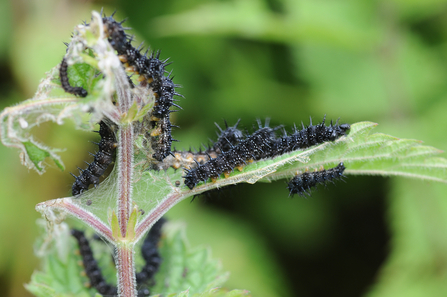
154 120 243 171
71 229 120 295
101 12 182 161
273 116 350 156
136 217 166 284
213 119 244 153
71 121 117 196
184 117 350 190
287 162 346 197
183 120 278 190
149 113 177 162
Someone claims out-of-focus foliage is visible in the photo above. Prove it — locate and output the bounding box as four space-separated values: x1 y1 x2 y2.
2 0 447 296
27 221 240 297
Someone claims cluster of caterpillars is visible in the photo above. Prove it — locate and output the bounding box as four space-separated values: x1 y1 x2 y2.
61 11 182 195
61 11 350 198
101 12 182 162
182 117 350 195
71 218 166 296
58 10 352 296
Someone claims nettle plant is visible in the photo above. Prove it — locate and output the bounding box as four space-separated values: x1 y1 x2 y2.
1 11 447 297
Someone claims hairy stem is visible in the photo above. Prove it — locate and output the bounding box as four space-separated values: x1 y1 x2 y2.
118 125 134 237
35 198 114 243
115 124 136 297
116 244 136 297
135 191 183 241
111 41 137 296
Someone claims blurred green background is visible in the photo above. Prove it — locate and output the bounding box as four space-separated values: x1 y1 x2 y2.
1 0 447 296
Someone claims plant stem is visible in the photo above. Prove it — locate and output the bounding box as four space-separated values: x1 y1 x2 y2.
115 124 136 296
112 46 137 296
118 125 134 237
135 191 182 241
36 198 114 242
116 244 136 297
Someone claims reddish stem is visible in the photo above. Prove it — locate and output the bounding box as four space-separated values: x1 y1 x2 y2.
135 192 182 241
118 125 133 237
113 59 137 296
35 198 114 242
116 244 136 297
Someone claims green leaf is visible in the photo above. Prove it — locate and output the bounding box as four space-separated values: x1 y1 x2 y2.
151 0 377 49
142 122 446 204
25 272 57 297
260 121 446 183
111 210 120 239
151 223 229 295
29 220 231 297
0 13 128 174
23 141 64 171
27 223 106 297
152 288 251 297
52 61 103 101
126 207 138 240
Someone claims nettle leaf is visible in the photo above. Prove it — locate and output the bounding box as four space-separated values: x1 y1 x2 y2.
23 141 64 172
26 225 92 297
151 223 229 295
15 10 447 297
260 121 447 183
28 221 229 297
25 272 58 297
133 121 447 223
0 15 125 174
155 288 251 297
57 62 103 100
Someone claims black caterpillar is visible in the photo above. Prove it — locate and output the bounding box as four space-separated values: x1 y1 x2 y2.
136 217 166 284
154 120 243 171
187 120 244 200
184 120 278 189
101 12 182 161
151 74 182 119
273 116 350 156
71 218 166 296
102 12 167 83
71 229 120 296
184 117 350 190
68 12 181 163
287 162 346 197
59 57 88 97
71 121 117 196
149 115 178 162
212 119 244 153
